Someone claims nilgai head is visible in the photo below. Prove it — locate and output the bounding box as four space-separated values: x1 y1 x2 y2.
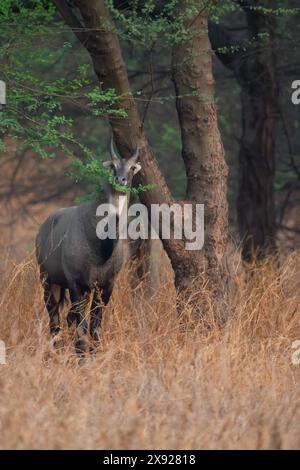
103 139 141 187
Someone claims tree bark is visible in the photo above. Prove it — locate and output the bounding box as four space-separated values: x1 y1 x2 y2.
52 0 229 297
172 2 229 293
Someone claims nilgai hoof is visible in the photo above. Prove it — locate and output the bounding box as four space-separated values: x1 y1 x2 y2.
75 337 89 355
49 331 64 349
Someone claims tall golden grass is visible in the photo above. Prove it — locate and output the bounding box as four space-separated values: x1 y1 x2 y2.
0 251 300 450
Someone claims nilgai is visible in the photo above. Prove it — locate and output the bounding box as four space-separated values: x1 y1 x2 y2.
36 141 141 353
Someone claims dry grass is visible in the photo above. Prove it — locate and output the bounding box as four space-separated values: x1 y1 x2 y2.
0 250 300 450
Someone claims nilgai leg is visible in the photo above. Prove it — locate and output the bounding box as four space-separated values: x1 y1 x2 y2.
43 278 64 337
89 285 113 343
67 282 89 354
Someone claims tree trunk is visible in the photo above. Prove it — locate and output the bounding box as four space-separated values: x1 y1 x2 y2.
52 0 229 298
237 0 279 260
53 0 172 209
209 0 279 260
172 3 229 294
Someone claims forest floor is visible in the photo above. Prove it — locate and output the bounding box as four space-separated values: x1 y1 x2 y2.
0 248 300 449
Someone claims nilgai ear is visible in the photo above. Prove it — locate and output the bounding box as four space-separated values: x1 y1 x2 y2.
102 161 114 169
132 162 142 175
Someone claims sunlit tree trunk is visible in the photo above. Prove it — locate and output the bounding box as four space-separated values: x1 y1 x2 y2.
172 1 229 294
